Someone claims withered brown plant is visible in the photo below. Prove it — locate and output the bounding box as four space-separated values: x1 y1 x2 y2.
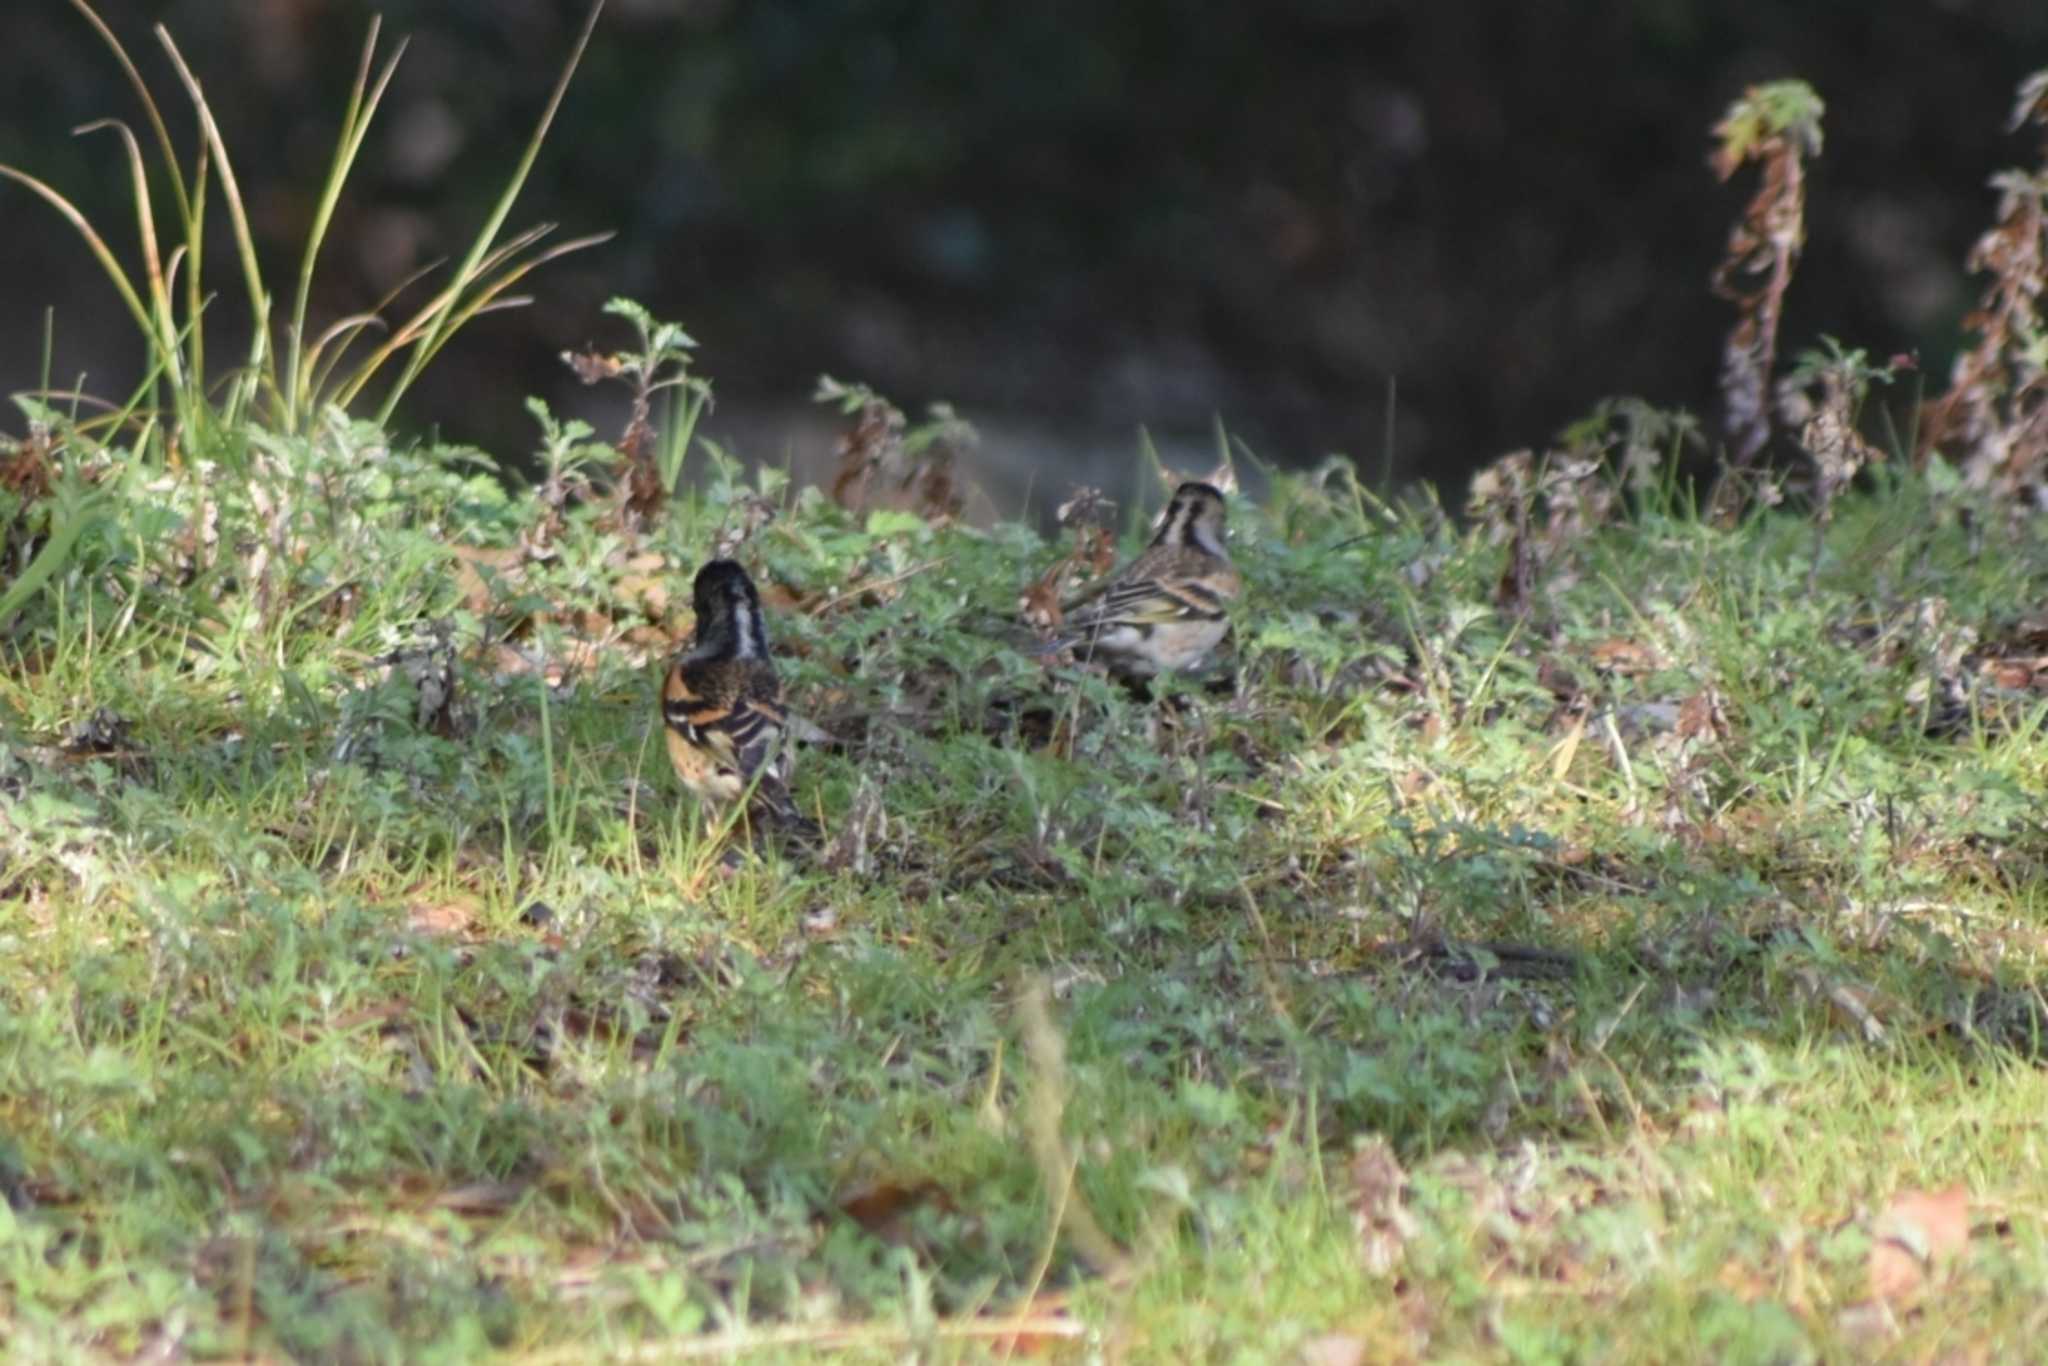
1708 82 1826 497
563 347 663 525
1467 447 1610 616
0 422 56 503
1469 449 1538 614
1917 70 2048 503
1779 341 1897 530
814 377 982 525
898 401 973 525
1779 340 1904 588
815 376 908 513
1019 486 1119 634
561 299 709 532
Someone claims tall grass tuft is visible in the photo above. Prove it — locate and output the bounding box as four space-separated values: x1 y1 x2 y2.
0 0 612 460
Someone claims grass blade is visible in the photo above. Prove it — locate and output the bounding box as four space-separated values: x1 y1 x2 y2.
284 21 408 433
64 0 191 225
301 314 389 416
154 26 272 402
371 0 606 426
332 225 564 408
0 165 155 345
412 232 616 372
72 119 184 398
0 489 111 636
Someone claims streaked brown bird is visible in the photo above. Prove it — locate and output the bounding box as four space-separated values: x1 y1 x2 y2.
1047 481 1241 681
661 559 814 835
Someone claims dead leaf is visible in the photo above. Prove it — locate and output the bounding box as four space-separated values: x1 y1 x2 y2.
488 642 544 678
1716 1257 1773 1303
1794 967 1888 1044
1799 392 1884 518
407 894 482 938
614 572 670 619
836 1176 951 1246
1347 1136 1416 1276
1869 1184 1971 1303
830 397 906 511
1587 638 1661 676
1018 570 1066 633
1496 516 1535 615
1301 1332 1369 1366
562 347 627 385
1547 711 1587 783
449 544 523 614
622 624 671 654
0 421 55 500
1675 688 1729 743
1020 493 1122 632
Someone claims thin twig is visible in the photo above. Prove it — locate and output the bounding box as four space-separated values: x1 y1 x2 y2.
808 558 949 616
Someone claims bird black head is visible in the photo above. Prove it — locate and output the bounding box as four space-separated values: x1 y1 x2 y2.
691 559 768 658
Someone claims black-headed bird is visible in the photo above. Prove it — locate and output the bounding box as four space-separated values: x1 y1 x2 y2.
661 559 815 835
1047 481 1241 681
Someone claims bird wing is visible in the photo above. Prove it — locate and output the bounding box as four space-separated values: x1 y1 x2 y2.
1065 573 1230 633
664 666 786 774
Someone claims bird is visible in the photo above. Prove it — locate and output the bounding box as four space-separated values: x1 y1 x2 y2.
1044 481 1241 682
661 558 816 836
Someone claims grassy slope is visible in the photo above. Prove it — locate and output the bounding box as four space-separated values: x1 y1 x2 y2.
4 434 2048 1362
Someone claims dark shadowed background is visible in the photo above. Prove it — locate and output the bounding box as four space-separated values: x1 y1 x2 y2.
2 0 2043 510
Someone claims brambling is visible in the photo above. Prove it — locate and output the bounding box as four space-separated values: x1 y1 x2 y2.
1046 480 1241 681
661 559 815 835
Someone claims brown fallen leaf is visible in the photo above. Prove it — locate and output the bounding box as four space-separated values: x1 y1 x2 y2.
449 544 525 614
622 624 672 654
1018 567 1066 633
0 420 56 500
407 894 483 938
836 1176 951 1245
1587 638 1661 676
1347 1136 1416 1276
1716 1256 1773 1304
1869 1184 1970 1303
1301 1332 1369 1366
614 572 670 619
1675 687 1729 744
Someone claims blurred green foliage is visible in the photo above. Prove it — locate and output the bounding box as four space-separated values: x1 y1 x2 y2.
2 1 2047 482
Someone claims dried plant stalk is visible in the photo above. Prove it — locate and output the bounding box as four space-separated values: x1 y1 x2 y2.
1707 82 1825 497
1917 71 2048 503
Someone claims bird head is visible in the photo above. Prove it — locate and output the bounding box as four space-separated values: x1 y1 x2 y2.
1154 481 1230 559
691 559 769 658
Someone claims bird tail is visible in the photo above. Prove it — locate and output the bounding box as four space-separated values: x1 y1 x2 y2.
751 779 823 844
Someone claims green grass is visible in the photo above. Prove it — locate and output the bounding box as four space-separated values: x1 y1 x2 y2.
5 401 2048 1363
